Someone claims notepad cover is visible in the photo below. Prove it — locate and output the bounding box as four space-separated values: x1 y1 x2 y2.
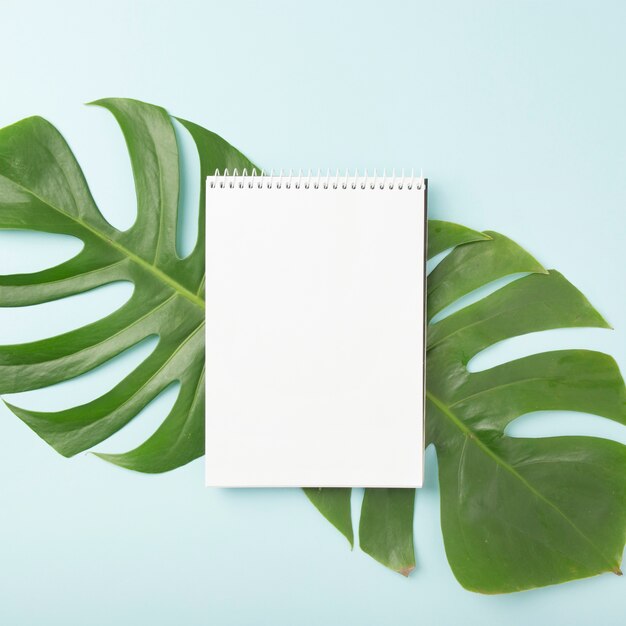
205 176 426 487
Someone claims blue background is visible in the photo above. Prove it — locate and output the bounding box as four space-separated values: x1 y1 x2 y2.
1 1 625 624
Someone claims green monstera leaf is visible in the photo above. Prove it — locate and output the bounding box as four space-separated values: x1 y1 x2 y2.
426 230 626 592
311 222 626 592
0 98 254 471
1 99 625 594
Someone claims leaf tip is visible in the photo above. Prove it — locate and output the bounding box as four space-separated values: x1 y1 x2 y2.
85 98 106 108
601 316 615 330
91 451 125 468
398 565 415 577
613 566 623 576
341 528 355 550
587 301 613 329
528 258 548 275
2 398 26 419
91 450 114 462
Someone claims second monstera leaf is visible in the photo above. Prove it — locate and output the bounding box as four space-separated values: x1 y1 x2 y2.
427 229 626 592
310 223 626 593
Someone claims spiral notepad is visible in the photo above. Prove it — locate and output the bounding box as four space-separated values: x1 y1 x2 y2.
205 171 427 487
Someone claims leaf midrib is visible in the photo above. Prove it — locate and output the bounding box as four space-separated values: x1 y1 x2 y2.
3 174 205 310
426 389 620 571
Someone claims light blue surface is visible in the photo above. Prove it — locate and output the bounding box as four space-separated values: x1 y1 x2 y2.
1 1 625 624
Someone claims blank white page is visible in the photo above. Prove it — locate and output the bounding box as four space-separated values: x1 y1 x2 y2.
205 175 426 487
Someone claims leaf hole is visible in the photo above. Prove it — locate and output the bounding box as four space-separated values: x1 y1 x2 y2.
351 488 365 547
173 118 201 258
0 280 134 345
467 328 615 373
0 230 83 274
426 249 450 275
61 105 137 231
506 410 626 444
91 380 180 454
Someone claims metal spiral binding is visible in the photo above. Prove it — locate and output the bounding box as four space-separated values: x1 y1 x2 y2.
207 169 424 190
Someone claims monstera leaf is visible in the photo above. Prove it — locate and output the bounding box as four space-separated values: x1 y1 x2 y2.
426 229 626 592
311 223 626 592
0 98 253 471
1 99 625 594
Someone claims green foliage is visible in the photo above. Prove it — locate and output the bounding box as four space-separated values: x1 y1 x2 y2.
0 98 253 472
311 224 626 593
1 99 625 593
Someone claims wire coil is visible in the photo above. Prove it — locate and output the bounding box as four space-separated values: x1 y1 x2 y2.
207 169 424 190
